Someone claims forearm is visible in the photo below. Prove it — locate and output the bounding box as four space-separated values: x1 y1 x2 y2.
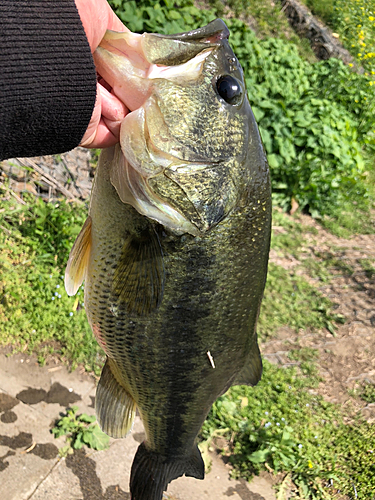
0 0 97 160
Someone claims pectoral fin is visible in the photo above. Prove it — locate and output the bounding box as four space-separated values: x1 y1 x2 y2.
96 358 136 439
233 342 263 387
111 226 165 317
64 216 92 296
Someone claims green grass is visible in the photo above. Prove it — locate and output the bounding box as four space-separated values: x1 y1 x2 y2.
320 204 375 238
0 183 343 364
359 258 375 279
350 381 375 404
201 360 375 499
271 209 318 255
303 250 355 285
299 0 336 25
258 263 343 339
258 210 345 339
0 188 104 374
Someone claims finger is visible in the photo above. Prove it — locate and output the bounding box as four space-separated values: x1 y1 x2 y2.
81 118 119 149
102 115 122 140
99 83 128 122
106 6 128 33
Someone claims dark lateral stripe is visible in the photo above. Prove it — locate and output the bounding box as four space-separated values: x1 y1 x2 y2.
157 243 215 455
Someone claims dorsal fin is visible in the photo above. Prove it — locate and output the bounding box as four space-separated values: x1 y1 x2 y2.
64 216 92 296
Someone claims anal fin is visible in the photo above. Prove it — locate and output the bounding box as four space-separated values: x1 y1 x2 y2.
65 216 92 296
95 358 136 438
233 342 263 387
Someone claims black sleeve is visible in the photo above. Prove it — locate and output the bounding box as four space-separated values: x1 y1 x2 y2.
0 0 97 161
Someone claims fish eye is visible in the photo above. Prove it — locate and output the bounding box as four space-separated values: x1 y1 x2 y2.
216 75 242 105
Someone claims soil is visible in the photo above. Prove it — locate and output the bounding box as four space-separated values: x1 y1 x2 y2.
264 213 375 423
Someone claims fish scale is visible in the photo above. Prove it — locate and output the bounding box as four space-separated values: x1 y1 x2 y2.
65 19 271 500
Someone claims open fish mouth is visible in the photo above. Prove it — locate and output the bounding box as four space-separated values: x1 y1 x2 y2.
93 20 244 236
96 33 215 112
94 19 229 112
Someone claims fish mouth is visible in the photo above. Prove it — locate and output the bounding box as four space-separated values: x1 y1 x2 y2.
93 21 234 236
94 31 216 113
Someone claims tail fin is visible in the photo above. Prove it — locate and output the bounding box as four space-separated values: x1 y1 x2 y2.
130 442 204 500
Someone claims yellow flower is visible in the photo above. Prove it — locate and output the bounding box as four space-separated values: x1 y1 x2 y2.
308 460 313 469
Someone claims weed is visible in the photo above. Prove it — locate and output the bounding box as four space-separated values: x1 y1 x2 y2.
289 348 321 377
288 347 319 362
302 0 375 75
304 250 355 281
301 0 336 25
201 360 375 499
321 207 375 237
302 258 332 284
52 406 109 455
89 149 101 168
207 0 317 61
359 258 375 279
351 381 375 403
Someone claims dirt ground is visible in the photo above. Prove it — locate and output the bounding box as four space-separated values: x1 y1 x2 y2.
264 213 375 424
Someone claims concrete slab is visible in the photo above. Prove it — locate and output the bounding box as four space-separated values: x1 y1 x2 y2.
29 458 82 500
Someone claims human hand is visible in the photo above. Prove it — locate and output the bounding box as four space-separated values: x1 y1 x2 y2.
75 0 129 148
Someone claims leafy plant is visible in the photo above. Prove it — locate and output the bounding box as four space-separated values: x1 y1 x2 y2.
52 406 109 455
109 0 216 34
228 21 371 216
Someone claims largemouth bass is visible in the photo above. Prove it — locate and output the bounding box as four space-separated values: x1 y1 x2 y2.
65 18 271 500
